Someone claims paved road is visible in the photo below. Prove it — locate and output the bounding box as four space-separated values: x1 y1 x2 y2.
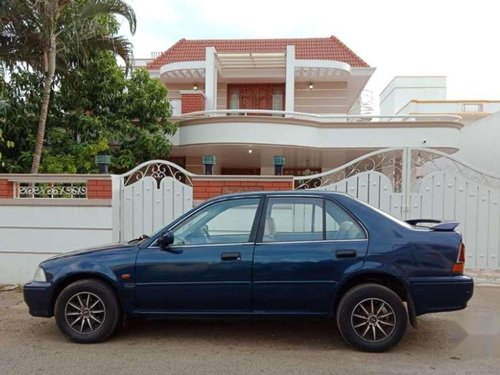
1 286 499 375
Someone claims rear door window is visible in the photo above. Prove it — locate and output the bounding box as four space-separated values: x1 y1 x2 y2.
325 200 366 240
262 197 323 242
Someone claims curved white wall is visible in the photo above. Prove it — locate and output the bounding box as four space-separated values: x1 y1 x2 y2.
173 118 462 151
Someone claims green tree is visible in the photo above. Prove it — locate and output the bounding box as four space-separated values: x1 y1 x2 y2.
0 51 176 174
0 98 15 166
0 0 136 173
0 70 40 170
0 65 9 163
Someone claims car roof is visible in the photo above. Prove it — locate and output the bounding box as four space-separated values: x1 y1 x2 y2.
209 190 350 200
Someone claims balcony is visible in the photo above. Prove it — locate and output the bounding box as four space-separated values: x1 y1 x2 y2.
170 110 463 151
166 110 464 174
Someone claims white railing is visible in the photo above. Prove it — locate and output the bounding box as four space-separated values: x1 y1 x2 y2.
16 182 87 199
5 175 91 199
175 109 463 123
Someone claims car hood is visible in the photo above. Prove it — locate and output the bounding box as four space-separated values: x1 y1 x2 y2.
42 243 134 263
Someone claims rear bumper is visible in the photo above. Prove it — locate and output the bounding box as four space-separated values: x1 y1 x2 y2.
23 282 54 318
406 275 474 316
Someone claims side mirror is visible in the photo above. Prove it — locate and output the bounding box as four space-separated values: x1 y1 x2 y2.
158 231 174 249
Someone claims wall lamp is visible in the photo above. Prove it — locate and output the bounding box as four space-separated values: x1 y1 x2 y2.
274 155 286 176
202 155 216 175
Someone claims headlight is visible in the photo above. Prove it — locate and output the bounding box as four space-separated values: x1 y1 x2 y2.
32 266 47 282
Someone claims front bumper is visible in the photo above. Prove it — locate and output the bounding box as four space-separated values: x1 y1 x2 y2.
406 275 474 316
23 282 54 318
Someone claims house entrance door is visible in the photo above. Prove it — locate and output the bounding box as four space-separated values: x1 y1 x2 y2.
228 84 285 111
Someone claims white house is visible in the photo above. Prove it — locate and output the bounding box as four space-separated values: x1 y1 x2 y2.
143 37 462 175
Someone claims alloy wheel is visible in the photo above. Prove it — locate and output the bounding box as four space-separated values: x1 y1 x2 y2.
64 292 106 334
350 297 396 342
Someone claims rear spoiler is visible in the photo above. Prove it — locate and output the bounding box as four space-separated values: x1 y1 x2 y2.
405 219 459 231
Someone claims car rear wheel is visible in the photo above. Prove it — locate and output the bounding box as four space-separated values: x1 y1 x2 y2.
54 279 121 343
336 283 407 352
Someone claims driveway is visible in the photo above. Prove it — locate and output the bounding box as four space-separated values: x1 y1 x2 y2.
0 285 499 375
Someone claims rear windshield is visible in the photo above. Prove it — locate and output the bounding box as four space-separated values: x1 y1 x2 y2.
354 198 412 229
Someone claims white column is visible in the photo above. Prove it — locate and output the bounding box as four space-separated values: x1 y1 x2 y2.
205 47 217 112
285 45 295 115
110 174 122 243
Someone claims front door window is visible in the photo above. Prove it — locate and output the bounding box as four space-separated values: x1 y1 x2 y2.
172 198 260 245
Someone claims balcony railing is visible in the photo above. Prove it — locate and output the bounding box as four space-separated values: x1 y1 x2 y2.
175 109 463 123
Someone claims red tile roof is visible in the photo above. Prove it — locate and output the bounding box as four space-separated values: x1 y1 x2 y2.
146 36 369 70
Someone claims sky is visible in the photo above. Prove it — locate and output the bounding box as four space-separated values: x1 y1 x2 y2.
120 0 500 101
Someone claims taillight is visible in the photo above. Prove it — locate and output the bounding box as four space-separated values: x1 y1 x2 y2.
452 242 465 274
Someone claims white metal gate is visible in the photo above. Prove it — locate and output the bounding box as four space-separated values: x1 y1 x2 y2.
119 160 194 242
294 148 500 270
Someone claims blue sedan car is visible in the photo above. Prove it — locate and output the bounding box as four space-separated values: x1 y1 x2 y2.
24 191 473 352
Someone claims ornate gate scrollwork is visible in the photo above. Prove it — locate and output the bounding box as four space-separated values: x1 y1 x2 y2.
122 160 194 189
409 148 500 192
294 148 404 192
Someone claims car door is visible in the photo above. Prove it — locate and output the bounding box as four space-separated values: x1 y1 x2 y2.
134 197 262 313
253 196 368 315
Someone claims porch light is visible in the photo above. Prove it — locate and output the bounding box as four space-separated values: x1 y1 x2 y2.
202 155 216 175
274 155 286 176
193 83 199 90
309 82 314 90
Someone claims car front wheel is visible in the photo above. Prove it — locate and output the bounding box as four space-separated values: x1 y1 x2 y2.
54 279 121 343
336 283 407 352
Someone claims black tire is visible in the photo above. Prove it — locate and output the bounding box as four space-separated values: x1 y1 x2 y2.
336 283 407 352
54 279 121 343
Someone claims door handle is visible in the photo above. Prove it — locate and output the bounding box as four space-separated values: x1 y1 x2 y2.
163 247 183 254
221 252 241 261
336 249 357 259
